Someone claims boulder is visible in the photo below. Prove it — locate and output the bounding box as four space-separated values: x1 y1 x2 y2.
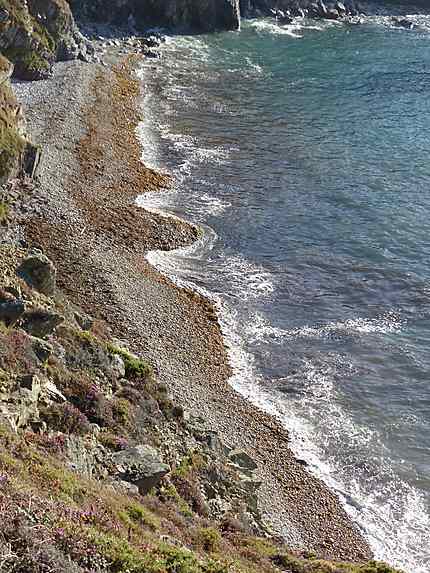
326 7 340 19
74 310 94 331
0 298 25 327
228 450 258 472
112 445 170 494
0 375 42 432
111 354 126 378
30 336 53 362
22 141 41 179
41 380 66 403
21 309 64 338
17 250 56 295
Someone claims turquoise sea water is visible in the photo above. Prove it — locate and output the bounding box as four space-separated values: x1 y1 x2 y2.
138 11 430 572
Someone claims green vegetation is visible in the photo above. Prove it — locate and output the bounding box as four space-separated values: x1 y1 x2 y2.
0 106 25 184
107 342 152 380
0 202 9 224
3 46 52 79
195 527 222 552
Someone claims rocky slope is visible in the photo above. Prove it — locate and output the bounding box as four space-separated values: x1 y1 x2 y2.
0 231 404 573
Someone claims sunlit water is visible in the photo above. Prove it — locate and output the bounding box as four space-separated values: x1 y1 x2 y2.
136 9 430 572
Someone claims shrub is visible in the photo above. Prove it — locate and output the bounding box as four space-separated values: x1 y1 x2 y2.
171 474 208 518
195 527 221 552
40 402 91 435
0 202 9 224
112 397 131 426
98 431 128 452
124 501 159 530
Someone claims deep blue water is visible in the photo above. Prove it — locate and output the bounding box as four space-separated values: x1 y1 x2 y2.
137 10 430 572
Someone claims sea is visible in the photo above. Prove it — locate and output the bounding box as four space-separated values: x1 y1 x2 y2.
136 5 430 572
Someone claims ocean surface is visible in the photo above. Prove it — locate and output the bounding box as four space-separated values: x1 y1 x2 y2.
137 8 430 573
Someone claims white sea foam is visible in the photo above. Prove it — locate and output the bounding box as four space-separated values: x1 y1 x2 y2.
245 311 404 344
249 19 303 38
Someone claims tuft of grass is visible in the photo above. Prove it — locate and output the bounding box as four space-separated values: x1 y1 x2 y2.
0 201 9 224
106 342 152 380
120 501 160 531
195 527 221 553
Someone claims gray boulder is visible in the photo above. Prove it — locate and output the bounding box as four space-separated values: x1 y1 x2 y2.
112 445 170 494
21 309 64 338
0 374 42 432
0 297 25 327
326 7 340 19
30 336 53 362
229 449 258 471
17 249 56 295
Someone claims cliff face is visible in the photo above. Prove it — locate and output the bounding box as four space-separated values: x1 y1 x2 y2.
0 54 39 185
70 0 241 33
0 0 86 182
0 0 85 80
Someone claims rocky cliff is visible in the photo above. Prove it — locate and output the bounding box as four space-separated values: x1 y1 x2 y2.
0 53 39 185
0 0 89 183
69 0 241 33
0 0 86 80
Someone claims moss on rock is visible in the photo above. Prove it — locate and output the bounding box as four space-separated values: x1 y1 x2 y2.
0 72 26 184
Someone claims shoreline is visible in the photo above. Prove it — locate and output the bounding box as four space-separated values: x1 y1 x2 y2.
13 53 372 562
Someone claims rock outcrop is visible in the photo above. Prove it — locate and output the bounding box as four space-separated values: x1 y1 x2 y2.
70 0 241 33
0 0 86 80
112 444 170 494
0 53 39 184
241 0 362 19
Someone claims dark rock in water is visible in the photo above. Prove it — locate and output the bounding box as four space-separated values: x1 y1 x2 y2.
391 16 414 30
326 7 340 19
141 35 162 48
21 309 64 338
112 445 170 494
291 5 305 18
335 1 347 15
270 8 294 24
17 250 56 296
309 0 329 18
